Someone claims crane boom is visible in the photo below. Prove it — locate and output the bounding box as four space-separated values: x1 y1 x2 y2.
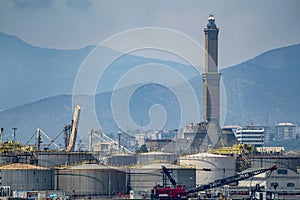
162 165 177 187
186 165 277 194
66 105 80 152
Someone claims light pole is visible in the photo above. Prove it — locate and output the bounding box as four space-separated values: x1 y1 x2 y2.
189 176 193 190
118 130 122 154
108 171 111 198
0 128 3 142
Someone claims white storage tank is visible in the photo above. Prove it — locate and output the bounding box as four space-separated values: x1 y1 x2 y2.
179 153 235 186
0 163 54 191
128 163 196 194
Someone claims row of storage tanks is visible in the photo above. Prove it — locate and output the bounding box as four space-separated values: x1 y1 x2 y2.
0 153 236 196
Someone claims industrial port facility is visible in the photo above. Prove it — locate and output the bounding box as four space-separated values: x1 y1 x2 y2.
1 15 300 200
1 117 300 200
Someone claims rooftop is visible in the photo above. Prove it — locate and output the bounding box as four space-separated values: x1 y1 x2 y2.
0 163 49 170
276 122 295 126
180 152 230 159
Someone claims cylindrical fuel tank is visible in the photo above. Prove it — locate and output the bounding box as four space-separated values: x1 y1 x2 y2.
55 163 126 196
179 153 236 185
0 163 54 191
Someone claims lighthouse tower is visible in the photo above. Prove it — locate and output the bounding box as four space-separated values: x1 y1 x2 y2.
202 14 221 143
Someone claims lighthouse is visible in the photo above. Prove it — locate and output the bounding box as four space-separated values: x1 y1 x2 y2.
202 14 221 144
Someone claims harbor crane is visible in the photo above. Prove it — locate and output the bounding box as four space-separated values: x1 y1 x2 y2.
26 105 80 152
65 105 80 152
186 165 277 194
151 165 277 200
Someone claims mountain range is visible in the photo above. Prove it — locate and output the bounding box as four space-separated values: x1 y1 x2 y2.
0 32 300 144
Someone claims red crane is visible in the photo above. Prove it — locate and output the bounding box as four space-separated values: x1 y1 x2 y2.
151 165 277 200
151 165 186 200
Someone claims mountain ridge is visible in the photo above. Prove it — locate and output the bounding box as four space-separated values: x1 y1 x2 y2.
0 32 300 144
0 32 197 110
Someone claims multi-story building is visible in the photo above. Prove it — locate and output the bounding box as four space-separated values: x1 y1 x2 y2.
276 122 296 140
235 126 265 147
296 125 300 139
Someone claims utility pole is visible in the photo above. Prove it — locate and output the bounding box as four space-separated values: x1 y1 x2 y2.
37 128 42 151
12 128 17 153
89 130 93 152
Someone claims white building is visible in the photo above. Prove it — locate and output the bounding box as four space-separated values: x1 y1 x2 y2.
235 126 265 146
276 122 296 140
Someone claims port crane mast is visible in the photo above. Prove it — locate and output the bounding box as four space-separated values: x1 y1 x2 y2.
25 105 81 152
162 166 177 187
151 165 277 200
65 105 80 152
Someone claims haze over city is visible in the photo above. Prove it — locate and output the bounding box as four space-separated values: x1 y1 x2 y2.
1 0 300 67
1 2 300 199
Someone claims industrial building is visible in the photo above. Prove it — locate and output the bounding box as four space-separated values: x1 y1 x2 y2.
182 122 208 153
233 167 300 200
276 122 297 140
145 139 172 152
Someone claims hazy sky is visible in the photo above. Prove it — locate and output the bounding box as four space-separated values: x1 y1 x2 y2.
1 0 300 67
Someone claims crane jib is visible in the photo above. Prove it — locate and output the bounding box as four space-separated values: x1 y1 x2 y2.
186 165 277 194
